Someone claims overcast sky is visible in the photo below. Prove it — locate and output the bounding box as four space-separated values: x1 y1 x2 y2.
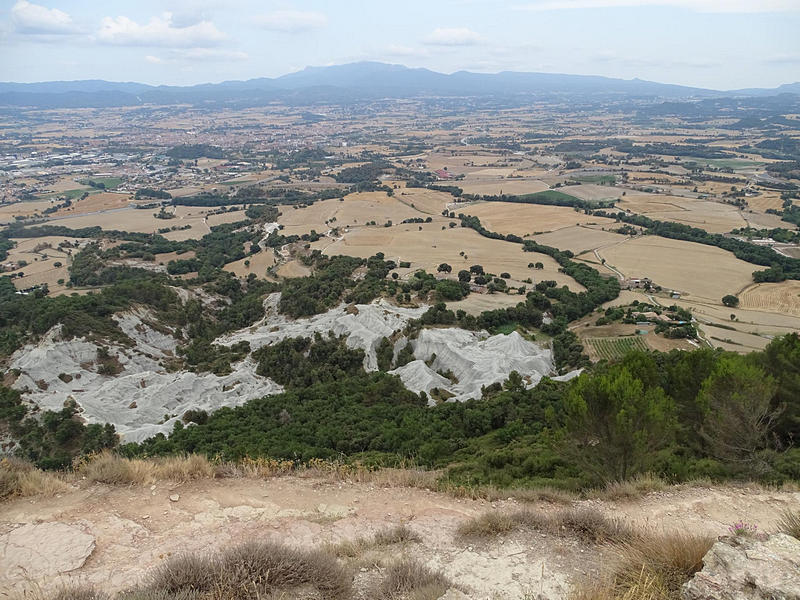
1 0 798 89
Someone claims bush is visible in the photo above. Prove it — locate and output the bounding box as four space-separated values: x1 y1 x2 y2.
147 541 352 600
377 559 452 600
778 508 800 539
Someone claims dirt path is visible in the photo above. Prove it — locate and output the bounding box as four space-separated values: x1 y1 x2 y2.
1 478 797 599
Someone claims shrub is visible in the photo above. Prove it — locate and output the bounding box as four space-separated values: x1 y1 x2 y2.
456 507 635 544
0 458 70 500
147 541 352 600
50 586 109 600
377 559 452 600
456 511 516 539
572 530 713 599
330 524 421 558
777 509 800 539
79 452 151 485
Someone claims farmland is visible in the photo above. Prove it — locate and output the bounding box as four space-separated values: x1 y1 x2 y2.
738 280 800 317
616 194 748 233
1 84 799 370
586 335 649 360
598 236 757 302
314 222 585 292
458 202 616 237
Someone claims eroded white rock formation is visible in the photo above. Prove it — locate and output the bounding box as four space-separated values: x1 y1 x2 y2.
217 292 428 371
10 309 282 443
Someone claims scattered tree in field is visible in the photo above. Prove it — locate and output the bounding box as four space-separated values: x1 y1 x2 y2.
722 295 740 307
437 263 452 273
458 270 471 283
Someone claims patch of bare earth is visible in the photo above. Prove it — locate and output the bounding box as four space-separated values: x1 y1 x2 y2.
1 476 797 599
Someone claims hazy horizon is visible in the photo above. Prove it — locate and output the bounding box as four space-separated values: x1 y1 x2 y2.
1 0 798 90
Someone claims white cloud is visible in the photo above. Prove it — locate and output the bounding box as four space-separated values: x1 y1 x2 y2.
424 27 484 46
11 1 78 35
145 48 248 63
514 0 800 12
256 10 327 33
97 12 226 47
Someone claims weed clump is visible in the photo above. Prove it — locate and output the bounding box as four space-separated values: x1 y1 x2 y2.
377 559 453 600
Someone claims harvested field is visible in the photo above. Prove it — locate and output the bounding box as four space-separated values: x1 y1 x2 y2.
672 297 800 337
599 289 649 308
4 236 81 292
394 186 454 215
275 259 311 278
744 192 785 214
224 250 276 278
530 225 624 254
617 194 747 233
314 223 585 291
54 192 130 216
564 184 627 202
154 250 196 265
278 192 430 237
743 210 794 230
447 291 528 315
701 323 771 352
459 178 549 196
738 281 800 317
459 203 616 237
598 237 755 302
26 205 245 240
0 200 53 223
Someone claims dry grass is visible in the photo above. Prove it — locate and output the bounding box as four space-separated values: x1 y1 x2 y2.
457 507 636 544
593 473 667 501
146 540 352 600
777 508 800 539
376 559 453 600
0 458 71 500
571 530 713 600
77 453 215 485
329 524 422 558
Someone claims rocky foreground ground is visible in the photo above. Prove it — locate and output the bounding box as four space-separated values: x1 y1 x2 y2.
1 474 798 599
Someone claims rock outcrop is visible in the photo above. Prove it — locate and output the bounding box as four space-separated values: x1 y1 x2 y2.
10 311 282 443
410 328 555 402
0 523 95 580
217 292 427 370
682 533 800 600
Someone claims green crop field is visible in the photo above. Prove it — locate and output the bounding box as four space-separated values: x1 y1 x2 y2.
79 177 124 190
587 336 649 361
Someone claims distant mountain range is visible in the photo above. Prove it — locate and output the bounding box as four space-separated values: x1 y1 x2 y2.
1 62 798 109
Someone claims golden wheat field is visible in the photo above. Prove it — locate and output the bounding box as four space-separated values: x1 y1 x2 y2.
223 249 277 278
54 192 130 216
313 222 585 291
458 178 550 196
738 281 800 317
530 225 625 254
598 236 755 302
277 191 431 237
617 194 747 233
459 203 616 237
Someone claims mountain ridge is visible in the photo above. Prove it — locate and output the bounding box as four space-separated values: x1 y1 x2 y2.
0 61 797 108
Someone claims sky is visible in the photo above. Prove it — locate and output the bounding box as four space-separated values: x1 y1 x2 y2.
0 0 799 90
